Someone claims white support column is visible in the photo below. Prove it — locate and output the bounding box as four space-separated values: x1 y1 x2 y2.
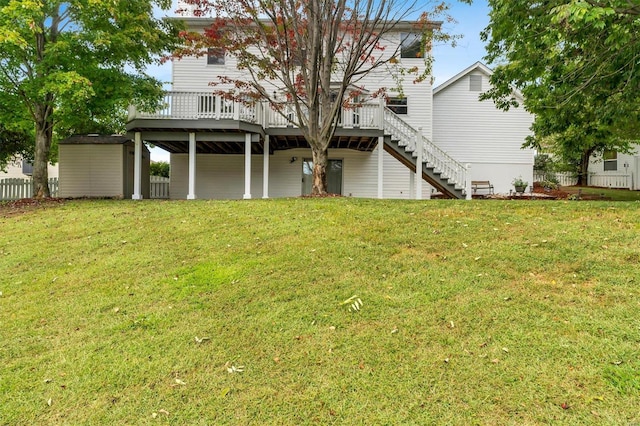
262 135 270 199
377 136 384 199
243 133 252 199
132 132 143 200
187 132 196 200
415 127 423 200
465 163 473 200
409 171 415 198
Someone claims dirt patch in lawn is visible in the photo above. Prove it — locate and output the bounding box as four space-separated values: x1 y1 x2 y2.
0 198 67 218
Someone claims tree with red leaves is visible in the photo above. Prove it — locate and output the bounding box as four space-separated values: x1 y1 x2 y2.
175 0 465 195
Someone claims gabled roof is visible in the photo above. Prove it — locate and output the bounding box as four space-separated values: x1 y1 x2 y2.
433 61 493 96
433 61 524 101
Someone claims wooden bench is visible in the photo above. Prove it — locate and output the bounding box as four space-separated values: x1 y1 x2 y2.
471 180 494 194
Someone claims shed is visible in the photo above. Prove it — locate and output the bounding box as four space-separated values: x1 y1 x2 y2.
59 135 150 199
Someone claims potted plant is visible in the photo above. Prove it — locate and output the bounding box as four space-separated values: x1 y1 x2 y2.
512 176 528 193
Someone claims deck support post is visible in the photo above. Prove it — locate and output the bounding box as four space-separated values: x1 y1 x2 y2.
262 135 270 199
132 132 143 200
465 164 472 200
187 132 196 200
243 133 252 199
377 136 384 199
415 127 423 200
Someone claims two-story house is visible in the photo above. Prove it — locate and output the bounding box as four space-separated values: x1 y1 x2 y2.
121 11 533 200
124 10 472 200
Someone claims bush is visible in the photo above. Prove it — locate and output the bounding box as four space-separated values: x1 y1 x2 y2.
150 161 169 178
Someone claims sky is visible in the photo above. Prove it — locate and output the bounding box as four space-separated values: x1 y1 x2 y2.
147 0 491 162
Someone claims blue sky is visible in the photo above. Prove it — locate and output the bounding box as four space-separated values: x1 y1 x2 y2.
147 0 490 161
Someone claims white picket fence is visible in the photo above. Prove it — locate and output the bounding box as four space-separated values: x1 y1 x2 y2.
0 178 59 200
534 171 633 189
588 174 632 189
150 176 170 199
533 171 578 186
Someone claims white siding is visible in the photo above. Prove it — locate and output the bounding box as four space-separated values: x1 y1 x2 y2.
169 146 430 199
433 69 535 193
171 25 434 137
0 156 58 179
59 145 124 198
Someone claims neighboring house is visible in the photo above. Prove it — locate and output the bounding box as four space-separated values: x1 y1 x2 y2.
58 135 150 199
0 156 59 179
121 15 530 200
588 145 640 190
433 62 535 194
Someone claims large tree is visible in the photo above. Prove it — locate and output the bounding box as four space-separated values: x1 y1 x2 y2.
176 0 464 195
481 0 640 184
0 0 180 198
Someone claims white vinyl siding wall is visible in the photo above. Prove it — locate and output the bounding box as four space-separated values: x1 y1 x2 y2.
170 147 430 199
59 145 124 198
433 70 534 193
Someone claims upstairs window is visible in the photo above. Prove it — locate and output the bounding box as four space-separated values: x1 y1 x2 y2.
387 97 407 115
22 161 33 175
603 150 617 171
401 33 422 58
469 74 482 91
207 48 225 65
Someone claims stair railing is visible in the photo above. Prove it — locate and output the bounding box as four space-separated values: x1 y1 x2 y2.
382 108 467 192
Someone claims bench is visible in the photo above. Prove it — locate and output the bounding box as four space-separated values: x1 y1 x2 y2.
471 180 494 194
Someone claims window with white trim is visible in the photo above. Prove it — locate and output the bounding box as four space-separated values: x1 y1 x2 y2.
603 150 617 171
387 97 407 115
207 48 225 65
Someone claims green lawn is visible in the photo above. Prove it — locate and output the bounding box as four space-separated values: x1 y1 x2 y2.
563 186 640 201
1 198 639 424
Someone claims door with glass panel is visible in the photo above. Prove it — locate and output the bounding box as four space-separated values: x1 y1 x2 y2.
302 159 343 195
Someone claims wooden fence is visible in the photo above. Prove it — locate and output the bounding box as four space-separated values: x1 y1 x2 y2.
150 176 170 199
0 178 59 201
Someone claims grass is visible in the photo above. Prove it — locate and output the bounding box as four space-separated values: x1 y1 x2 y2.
1 198 639 424
562 186 640 201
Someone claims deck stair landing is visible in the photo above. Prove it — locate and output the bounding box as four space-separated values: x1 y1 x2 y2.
382 109 467 199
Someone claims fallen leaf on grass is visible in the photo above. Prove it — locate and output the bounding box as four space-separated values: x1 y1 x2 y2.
175 378 186 385
194 336 210 344
225 362 244 373
47 398 52 406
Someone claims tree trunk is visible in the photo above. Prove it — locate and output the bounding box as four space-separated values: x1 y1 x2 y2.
576 149 593 186
32 104 52 199
311 146 328 195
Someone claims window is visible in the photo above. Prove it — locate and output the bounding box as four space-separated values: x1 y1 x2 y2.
22 161 33 175
400 33 422 58
291 49 307 67
302 159 343 195
387 97 407 115
603 150 617 171
207 48 225 65
469 74 482 91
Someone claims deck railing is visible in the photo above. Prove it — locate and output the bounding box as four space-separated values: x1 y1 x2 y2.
128 92 383 130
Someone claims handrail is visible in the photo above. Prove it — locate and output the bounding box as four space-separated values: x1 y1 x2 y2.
383 108 467 191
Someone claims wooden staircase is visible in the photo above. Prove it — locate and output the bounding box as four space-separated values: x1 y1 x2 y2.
382 108 467 199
